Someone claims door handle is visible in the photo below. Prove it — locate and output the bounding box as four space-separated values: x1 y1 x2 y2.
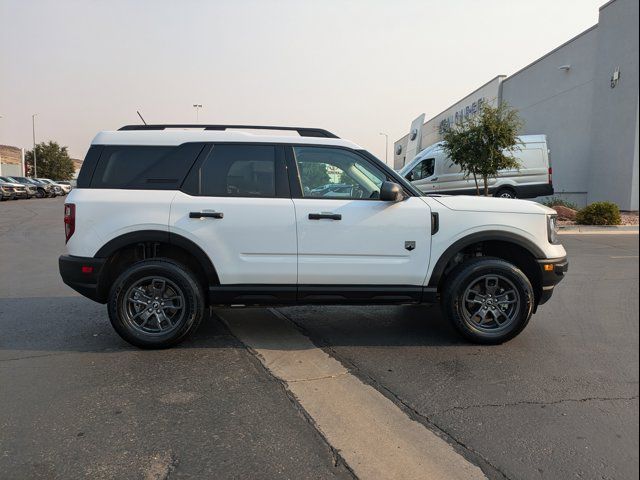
189 211 224 219
430 177 439 182
308 213 342 220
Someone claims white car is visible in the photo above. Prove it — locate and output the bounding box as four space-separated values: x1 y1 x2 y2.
37 178 68 195
400 135 554 199
54 181 73 194
59 124 568 348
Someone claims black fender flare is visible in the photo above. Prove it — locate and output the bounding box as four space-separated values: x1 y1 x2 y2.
95 230 219 284
428 230 545 288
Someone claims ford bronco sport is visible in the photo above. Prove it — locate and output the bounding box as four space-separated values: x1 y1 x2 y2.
59 124 568 348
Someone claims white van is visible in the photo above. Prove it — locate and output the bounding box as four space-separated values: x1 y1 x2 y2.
399 135 554 199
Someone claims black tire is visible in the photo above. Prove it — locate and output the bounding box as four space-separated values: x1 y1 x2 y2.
494 187 517 199
108 258 205 349
441 257 534 344
35 188 46 198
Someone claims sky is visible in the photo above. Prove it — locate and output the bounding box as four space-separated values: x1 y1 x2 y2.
0 0 605 162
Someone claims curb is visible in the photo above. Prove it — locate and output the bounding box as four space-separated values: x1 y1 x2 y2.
558 225 639 234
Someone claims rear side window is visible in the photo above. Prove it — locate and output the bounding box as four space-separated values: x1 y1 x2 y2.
89 143 204 189
182 144 285 198
76 145 102 188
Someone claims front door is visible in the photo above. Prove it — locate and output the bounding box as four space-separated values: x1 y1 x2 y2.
406 157 438 194
289 145 432 287
170 143 297 286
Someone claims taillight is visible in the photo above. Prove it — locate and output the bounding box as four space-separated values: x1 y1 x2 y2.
548 167 553 186
64 203 75 243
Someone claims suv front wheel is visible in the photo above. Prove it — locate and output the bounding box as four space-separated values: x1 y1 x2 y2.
108 259 205 348
442 257 534 344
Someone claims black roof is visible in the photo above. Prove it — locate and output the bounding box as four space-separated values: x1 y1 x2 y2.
118 124 339 139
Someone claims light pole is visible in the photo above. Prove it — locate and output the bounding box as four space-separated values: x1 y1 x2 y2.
193 104 202 123
379 132 389 165
32 114 38 177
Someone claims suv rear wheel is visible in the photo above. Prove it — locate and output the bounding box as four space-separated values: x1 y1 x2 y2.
108 259 205 348
441 257 534 344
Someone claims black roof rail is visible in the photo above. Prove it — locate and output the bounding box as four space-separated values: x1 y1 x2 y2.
118 124 339 139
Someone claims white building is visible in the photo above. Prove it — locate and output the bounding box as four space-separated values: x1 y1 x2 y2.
394 0 638 210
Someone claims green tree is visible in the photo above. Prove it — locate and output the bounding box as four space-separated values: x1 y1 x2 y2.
441 102 523 196
25 141 75 180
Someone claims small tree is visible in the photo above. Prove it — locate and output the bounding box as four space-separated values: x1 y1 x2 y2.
25 141 75 180
442 102 523 196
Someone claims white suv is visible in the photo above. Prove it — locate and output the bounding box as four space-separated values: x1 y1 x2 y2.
59 124 568 348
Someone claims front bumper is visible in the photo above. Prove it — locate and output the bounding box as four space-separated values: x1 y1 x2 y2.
59 255 106 303
537 256 569 305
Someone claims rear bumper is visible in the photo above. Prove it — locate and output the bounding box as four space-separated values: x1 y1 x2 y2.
537 256 568 305
59 255 107 303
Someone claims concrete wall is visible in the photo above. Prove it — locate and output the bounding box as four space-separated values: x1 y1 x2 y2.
586 0 639 210
0 145 24 178
501 27 599 207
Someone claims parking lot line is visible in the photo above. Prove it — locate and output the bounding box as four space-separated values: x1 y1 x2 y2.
219 307 487 480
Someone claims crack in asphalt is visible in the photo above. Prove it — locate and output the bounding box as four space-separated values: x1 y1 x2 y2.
287 372 349 383
277 310 509 480
214 311 358 480
431 395 640 416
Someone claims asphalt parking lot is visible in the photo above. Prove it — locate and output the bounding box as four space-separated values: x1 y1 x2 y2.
1 198 638 480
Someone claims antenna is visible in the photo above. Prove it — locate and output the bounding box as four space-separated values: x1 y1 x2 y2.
136 110 147 125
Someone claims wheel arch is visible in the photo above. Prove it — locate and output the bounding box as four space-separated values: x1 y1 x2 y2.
94 230 219 301
429 231 544 305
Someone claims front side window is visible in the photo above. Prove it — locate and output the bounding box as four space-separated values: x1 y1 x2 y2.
182 144 277 197
293 146 387 199
408 158 435 181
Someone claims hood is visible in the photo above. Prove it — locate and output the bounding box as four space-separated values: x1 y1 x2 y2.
432 195 556 215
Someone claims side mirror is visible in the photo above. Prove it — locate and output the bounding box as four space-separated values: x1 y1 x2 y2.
379 181 404 202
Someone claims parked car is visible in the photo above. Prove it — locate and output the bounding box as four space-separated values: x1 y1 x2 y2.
55 181 73 194
36 178 64 196
11 177 52 198
0 180 16 200
0 176 30 199
399 135 554 199
59 124 567 349
1 176 38 198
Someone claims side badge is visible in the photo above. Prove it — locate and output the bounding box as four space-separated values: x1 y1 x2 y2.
405 241 416 251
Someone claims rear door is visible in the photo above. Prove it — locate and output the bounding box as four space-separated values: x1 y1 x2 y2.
288 145 432 289
170 143 297 285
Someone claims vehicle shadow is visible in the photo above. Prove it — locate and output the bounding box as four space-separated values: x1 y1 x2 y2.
0 296 466 355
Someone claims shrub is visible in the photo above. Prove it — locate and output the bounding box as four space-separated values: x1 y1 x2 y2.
539 197 578 210
576 202 622 225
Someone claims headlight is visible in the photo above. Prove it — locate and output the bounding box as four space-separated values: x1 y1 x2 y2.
547 214 559 244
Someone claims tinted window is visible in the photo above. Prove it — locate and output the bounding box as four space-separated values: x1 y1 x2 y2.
293 146 387 199
182 144 277 197
89 143 203 189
